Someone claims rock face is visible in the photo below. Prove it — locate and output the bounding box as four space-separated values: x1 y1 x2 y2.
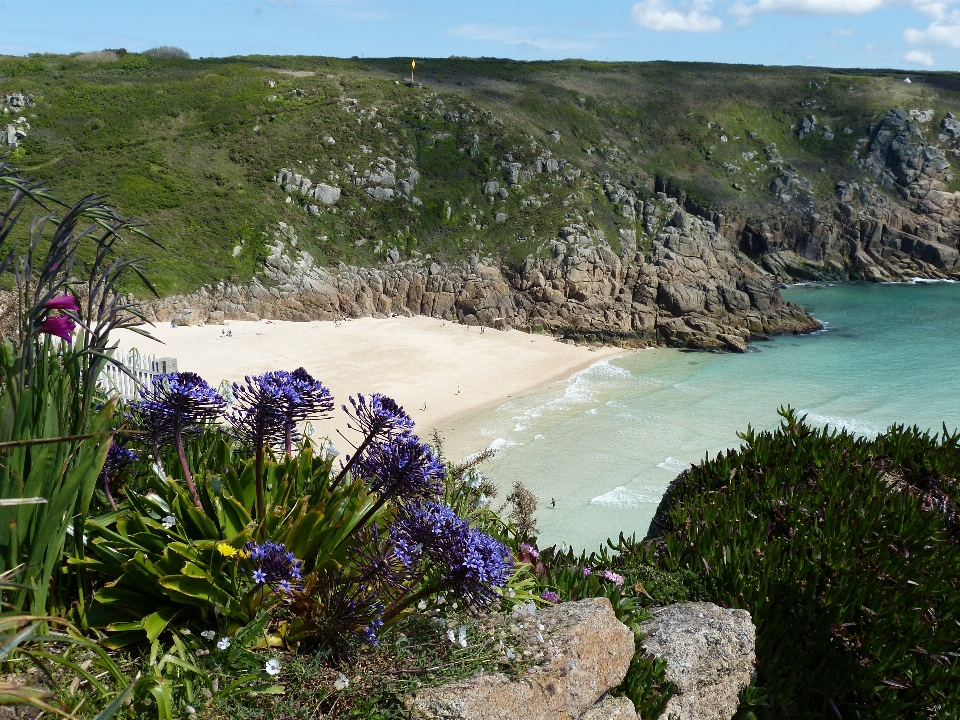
734 107 960 283
410 598 634 720
148 202 819 352
640 603 756 720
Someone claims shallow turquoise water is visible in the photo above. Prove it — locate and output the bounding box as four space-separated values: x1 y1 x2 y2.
447 281 960 551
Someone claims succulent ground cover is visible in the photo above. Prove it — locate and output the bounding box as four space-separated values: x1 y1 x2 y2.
628 408 960 719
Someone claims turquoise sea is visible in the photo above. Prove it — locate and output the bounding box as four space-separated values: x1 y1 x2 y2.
444 281 960 551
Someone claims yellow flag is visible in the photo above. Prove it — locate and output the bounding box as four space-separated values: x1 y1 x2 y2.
412 59 416 69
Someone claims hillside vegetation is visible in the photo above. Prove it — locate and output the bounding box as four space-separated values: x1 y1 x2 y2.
3 51 960 294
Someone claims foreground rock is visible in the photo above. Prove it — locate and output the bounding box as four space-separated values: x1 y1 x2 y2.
147 203 819 352
640 603 756 720
410 597 634 720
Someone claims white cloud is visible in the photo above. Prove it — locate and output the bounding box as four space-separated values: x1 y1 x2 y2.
903 49 936 64
444 24 589 52
732 0 960 18
731 0 885 18
631 0 723 32
905 21 960 46
829 28 855 36
805 53 818 60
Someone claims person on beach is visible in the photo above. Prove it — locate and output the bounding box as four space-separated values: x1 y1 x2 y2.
551 498 556 508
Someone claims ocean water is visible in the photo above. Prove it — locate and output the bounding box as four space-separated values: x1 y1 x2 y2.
445 281 960 551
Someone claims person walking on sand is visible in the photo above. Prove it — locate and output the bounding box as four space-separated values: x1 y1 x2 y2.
456 385 460 395
551 498 556 508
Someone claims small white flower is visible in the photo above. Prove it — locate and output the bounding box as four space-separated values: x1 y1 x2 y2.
265 658 281 676
436 595 446 605
451 602 458 610
334 672 349 691
506 588 515 598
458 625 467 648
200 630 216 641
185 706 196 715
161 515 176 529
537 632 544 643
505 647 516 660
417 600 427 610
217 637 231 650
447 628 456 644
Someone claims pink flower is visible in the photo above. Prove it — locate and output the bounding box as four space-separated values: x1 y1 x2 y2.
44 295 79 312
541 590 560 603
583 567 592 577
603 570 624 587
519 542 540 560
38 315 76 342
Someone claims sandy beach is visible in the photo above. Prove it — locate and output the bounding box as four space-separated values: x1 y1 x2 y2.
112 317 625 449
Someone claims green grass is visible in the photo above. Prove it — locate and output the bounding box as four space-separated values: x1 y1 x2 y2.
4 52 960 295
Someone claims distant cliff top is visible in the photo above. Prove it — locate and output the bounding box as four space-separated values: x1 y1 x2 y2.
2 53 958 295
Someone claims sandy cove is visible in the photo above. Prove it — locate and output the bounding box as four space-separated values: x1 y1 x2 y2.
112 316 625 449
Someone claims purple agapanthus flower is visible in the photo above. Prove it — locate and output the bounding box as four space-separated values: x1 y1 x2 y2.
243 540 304 596
133 372 225 506
230 369 334 454
354 432 445 503
37 315 76 342
343 394 414 440
100 442 139 511
542 590 560 603
135 372 225 445
391 501 513 608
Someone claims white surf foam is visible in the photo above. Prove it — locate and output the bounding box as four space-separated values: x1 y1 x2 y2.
802 412 883 437
657 457 691 473
590 486 662 508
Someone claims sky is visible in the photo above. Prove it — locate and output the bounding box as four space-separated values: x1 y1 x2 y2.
2 0 960 71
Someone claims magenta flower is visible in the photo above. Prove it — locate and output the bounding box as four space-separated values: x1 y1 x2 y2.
583 567 592 577
38 315 76 342
542 590 560 603
44 295 79 312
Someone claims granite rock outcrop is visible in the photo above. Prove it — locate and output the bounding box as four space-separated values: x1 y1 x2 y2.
147 202 819 352
640 603 756 720
410 597 635 720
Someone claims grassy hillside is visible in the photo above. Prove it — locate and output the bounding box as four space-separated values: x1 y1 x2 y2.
3 51 960 295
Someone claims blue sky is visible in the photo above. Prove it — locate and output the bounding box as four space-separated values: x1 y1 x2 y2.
2 0 959 71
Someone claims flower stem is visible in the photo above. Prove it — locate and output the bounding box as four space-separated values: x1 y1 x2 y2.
329 430 377 492
175 426 202 508
102 473 118 512
254 444 265 527
284 421 293 458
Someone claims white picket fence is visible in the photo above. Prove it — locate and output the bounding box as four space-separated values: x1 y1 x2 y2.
98 350 179 401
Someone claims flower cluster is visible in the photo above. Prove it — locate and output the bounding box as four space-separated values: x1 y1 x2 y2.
36 295 79 342
392 501 513 607
343 394 414 439
240 540 304 595
229 368 333 453
354 431 445 504
603 570 624 587
103 443 138 477
134 372 226 447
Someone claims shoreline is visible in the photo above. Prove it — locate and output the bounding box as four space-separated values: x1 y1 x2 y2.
112 316 627 445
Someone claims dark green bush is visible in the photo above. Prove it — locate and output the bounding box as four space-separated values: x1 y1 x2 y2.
641 408 960 719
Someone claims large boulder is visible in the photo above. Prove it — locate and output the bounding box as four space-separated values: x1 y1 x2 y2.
411 598 635 720
640 602 755 720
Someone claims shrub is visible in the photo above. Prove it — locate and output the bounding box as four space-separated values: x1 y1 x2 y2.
641 408 960 719
142 46 191 60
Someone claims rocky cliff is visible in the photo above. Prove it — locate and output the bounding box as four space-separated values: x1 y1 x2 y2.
733 108 960 282
148 197 818 353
